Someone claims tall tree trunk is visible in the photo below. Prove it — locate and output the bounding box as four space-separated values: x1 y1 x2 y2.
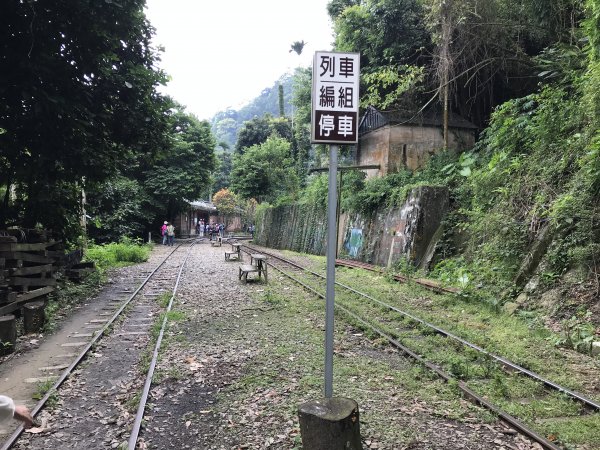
278 84 285 117
439 0 453 150
443 73 449 150
0 173 12 227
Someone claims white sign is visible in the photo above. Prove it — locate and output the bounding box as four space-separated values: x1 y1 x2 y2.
311 51 360 144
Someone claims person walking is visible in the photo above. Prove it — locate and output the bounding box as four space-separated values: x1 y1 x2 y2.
166 222 175 246
161 221 168 245
0 395 34 428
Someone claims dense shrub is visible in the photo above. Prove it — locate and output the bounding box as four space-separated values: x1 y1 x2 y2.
85 237 151 270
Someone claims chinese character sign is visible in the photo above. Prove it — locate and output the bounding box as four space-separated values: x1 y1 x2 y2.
311 51 360 144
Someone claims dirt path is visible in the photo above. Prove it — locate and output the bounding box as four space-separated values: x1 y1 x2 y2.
4 242 542 449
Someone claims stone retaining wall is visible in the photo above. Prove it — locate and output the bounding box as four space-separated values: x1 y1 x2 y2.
254 186 449 269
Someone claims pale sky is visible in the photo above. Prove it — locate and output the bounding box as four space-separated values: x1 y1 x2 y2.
145 0 334 121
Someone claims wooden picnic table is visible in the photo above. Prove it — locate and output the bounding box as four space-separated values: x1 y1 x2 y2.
225 243 242 261
250 253 268 282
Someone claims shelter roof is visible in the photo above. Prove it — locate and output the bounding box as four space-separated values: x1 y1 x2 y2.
359 105 478 136
187 200 217 212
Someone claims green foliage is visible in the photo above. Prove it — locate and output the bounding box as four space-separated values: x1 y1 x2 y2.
432 10 600 296
213 151 233 192
341 151 458 215
584 0 600 60
299 175 329 208
85 237 151 270
361 65 425 109
549 311 596 354
86 175 148 243
234 115 293 155
144 107 216 219
0 0 171 236
231 136 299 203
441 152 477 178
332 0 430 68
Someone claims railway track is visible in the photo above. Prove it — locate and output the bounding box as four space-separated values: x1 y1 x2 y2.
1 239 200 450
335 258 459 294
240 243 600 450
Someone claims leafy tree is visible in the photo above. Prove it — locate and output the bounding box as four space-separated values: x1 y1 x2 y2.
289 40 307 55
234 115 294 154
420 0 583 126
0 0 170 238
331 0 431 69
278 84 285 117
235 116 273 154
86 174 148 243
212 118 239 150
212 188 240 227
231 136 299 203
145 108 216 220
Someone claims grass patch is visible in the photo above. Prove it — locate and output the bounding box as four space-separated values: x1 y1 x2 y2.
333 265 598 400
156 292 171 308
85 237 151 271
32 379 59 408
202 274 498 448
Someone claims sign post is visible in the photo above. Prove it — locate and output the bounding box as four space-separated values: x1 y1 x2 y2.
311 51 360 398
297 51 362 450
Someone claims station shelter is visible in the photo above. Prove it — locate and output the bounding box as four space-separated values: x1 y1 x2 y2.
174 200 243 237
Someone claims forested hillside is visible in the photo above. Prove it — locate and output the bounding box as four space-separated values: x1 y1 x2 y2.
210 74 294 151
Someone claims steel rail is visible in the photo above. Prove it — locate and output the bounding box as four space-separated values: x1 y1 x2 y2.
335 258 458 294
128 240 198 448
0 243 186 450
260 255 563 450
241 244 600 412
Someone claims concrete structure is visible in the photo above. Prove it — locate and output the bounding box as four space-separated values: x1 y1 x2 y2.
340 186 449 269
357 106 477 178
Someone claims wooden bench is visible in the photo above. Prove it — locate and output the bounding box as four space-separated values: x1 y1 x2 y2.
225 249 241 261
239 264 260 283
211 237 222 247
225 243 242 261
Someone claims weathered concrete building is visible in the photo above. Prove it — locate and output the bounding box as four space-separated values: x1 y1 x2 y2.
357 106 477 178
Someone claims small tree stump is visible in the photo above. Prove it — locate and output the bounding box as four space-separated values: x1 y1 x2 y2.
0 314 17 356
298 397 362 450
23 301 46 334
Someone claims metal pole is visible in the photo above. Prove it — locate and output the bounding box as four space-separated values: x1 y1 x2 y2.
325 144 338 398
336 170 342 258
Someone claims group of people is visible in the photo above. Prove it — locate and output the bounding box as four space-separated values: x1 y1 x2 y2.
160 219 256 242
0 395 34 429
160 221 175 246
206 222 224 240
